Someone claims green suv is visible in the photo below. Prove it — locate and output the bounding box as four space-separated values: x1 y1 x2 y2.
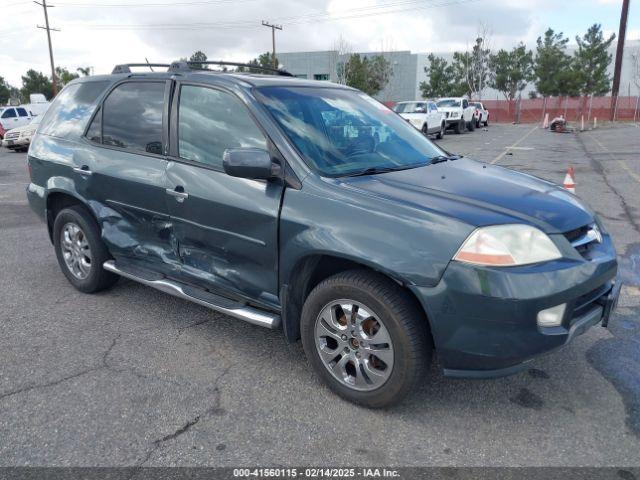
26 61 619 407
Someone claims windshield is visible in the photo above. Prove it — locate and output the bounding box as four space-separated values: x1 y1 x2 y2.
393 102 426 114
437 99 461 108
256 86 445 177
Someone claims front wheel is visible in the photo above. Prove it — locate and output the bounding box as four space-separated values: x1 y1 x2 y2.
436 122 445 139
301 270 431 408
467 118 475 131
454 120 463 134
421 123 429 136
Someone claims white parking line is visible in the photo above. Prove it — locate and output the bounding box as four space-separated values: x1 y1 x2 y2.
490 125 538 164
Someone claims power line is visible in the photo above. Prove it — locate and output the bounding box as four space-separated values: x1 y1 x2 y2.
60 0 480 31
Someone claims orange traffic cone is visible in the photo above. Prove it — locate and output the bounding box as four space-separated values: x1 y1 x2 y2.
563 166 576 193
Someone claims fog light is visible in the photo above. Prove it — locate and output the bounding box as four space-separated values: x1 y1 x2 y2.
537 304 566 327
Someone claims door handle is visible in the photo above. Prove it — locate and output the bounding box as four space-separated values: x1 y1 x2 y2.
73 165 92 176
166 187 188 202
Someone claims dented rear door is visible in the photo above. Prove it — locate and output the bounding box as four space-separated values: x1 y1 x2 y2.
82 79 176 271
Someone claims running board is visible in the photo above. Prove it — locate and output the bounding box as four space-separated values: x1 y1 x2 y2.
103 260 280 329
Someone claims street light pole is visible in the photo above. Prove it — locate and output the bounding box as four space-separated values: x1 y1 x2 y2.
610 0 630 121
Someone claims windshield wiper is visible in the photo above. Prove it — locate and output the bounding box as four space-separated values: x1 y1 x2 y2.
346 166 402 177
429 154 462 164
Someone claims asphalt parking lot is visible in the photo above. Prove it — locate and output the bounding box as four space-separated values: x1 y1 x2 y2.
1 122 639 467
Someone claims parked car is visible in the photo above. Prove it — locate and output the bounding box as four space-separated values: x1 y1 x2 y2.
436 97 477 133
470 101 489 127
393 101 446 139
0 95 50 139
26 62 620 407
2 115 43 151
0 106 33 136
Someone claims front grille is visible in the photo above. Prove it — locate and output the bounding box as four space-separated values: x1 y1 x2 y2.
563 223 601 257
5 132 20 140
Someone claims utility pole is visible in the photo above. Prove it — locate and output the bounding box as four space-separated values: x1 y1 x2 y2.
35 0 60 96
262 21 282 69
610 0 630 121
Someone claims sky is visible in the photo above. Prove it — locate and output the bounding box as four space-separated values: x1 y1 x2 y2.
0 0 638 87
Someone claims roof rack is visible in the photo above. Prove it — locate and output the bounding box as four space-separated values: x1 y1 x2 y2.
111 60 294 77
112 63 171 74
172 60 294 76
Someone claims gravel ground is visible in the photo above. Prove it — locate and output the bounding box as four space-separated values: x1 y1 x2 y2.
0 122 639 467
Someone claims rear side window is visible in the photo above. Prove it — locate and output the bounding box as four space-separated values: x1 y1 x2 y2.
102 82 164 155
1 108 16 119
16 108 28 117
177 85 267 169
39 81 109 139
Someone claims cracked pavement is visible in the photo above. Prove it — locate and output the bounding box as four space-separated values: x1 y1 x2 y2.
0 123 639 467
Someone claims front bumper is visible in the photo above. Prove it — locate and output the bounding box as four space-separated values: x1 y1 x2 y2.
445 117 463 127
2 137 29 149
411 234 619 377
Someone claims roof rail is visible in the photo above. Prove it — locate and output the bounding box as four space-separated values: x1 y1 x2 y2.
112 61 294 77
169 60 294 77
112 63 171 74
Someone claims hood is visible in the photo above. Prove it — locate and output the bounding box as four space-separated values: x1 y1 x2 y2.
338 158 594 233
399 113 426 120
4 124 30 135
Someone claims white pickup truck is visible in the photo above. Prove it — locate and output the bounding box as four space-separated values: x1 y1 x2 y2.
436 97 477 134
393 100 446 139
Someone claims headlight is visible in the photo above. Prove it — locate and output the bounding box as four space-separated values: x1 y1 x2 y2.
20 129 35 138
453 225 562 266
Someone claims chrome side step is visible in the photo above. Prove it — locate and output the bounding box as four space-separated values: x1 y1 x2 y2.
103 260 280 329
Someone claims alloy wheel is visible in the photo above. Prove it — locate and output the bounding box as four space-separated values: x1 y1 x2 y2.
60 222 92 280
314 299 394 391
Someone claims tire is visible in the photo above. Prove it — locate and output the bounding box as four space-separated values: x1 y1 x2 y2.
301 270 431 408
436 122 445 139
476 118 481 129
53 205 119 293
454 120 463 134
484 117 489 127
467 118 475 131
421 123 429 136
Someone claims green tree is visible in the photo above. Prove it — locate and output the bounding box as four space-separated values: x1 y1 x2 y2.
0 76 17 104
76 67 91 76
419 54 456 98
55 67 79 87
20 69 54 100
343 54 392 96
489 43 534 101
534 28 572 97
189 50 208 69
573 23 615 96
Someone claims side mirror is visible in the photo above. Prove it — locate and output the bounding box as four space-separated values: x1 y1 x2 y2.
223 148 280 180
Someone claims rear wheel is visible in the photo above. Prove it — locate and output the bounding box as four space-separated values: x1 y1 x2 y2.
53 205 119 293
421 123 429 136
436 122 445 139
301 270 431 408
